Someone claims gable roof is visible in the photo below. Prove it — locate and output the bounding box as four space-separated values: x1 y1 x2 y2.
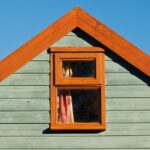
0 7 150 80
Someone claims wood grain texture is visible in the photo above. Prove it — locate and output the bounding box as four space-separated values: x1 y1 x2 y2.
0 99 49 111
0 98 149 111
50 46 104 52
106 72 147 85
51 35 93 47
1 60 134 74
0 74 49 86
1 7 149 81
54 53 102 85
15 61 50 74
0 72 146 86
32 50 49 61
77 8 150 76
0 86 49 98
0 111 49 123
0 9 149 149
0 123 150 136
107 98 150 110
106 61 129 72
106 85 150 97
0 111 150 123
0 8 78 80
0 85 149 98
107 111 150 123
10 60 131 74
0 149 148 150
0 136 150 149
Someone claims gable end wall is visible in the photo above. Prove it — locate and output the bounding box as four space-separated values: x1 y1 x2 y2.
0 32 149 149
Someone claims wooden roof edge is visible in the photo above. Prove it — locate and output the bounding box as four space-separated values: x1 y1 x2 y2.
1 7 79 64
0 7 79 81
77 7 150 60
76 7 150 77
0 7 150 81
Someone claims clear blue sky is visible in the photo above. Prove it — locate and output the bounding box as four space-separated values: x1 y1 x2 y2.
0 0 150 60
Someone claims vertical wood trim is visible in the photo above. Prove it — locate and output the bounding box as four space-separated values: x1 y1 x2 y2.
50 53 56 128
101 53 106 128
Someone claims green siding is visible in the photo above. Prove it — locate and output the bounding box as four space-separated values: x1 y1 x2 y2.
0 31 149 149
0 123 150 136
0 98 149 111
0 111 150 123
16 61 49 73
0 136 150 149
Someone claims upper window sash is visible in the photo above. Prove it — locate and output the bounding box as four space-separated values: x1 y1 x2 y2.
54 53 104 85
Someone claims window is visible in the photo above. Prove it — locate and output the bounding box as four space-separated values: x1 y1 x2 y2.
50 47 105 130
55 53 101 85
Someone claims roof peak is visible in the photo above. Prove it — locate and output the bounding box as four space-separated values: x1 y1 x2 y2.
0 7 150 80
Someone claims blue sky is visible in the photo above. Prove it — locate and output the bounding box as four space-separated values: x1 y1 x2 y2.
0 0 150 60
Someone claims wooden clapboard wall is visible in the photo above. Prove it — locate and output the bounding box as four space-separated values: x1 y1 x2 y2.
0 29 150 149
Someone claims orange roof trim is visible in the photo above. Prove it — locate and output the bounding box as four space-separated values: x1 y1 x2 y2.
0 7 150 80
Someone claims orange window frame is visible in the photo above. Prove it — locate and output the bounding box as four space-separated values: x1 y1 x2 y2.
50 47 106 131
54 53 102 85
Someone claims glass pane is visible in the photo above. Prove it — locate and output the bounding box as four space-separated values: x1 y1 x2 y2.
62 60 96 78
57 89 100 123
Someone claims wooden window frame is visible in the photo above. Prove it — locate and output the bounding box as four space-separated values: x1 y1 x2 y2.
54 53 102 85
50 47 106 131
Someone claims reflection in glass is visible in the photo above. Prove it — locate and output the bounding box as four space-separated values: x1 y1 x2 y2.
57 89 100 123
62 60 96 78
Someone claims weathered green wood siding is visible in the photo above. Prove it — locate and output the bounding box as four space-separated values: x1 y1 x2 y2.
0 30 150 149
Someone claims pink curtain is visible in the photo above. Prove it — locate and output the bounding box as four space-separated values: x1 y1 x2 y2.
58 63 74 123
58 91 74 123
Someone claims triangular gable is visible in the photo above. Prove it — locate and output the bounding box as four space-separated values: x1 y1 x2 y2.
0 7 150 80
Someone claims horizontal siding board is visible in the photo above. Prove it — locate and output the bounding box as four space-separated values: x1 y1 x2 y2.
51 35 93 47
0 111 150 123
0 111 49 123
106 85 150 97
105 123 150 136
32 50 111 61
0 86 49 98
107 98 150 110
0 124 49 137
0 123 150 136
0 99 49 111
0 33 149 150
7 60 131 74
106 61 128 72
106 123 150 136
0 148 145 150
13 61 129 74
0 136 150 149
32 50 49 61
0 74 49 86
15 61 50 74
0 86 149 98
0 73 146 86
0 98 150 111
106 73 147 85
107 111 150 123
